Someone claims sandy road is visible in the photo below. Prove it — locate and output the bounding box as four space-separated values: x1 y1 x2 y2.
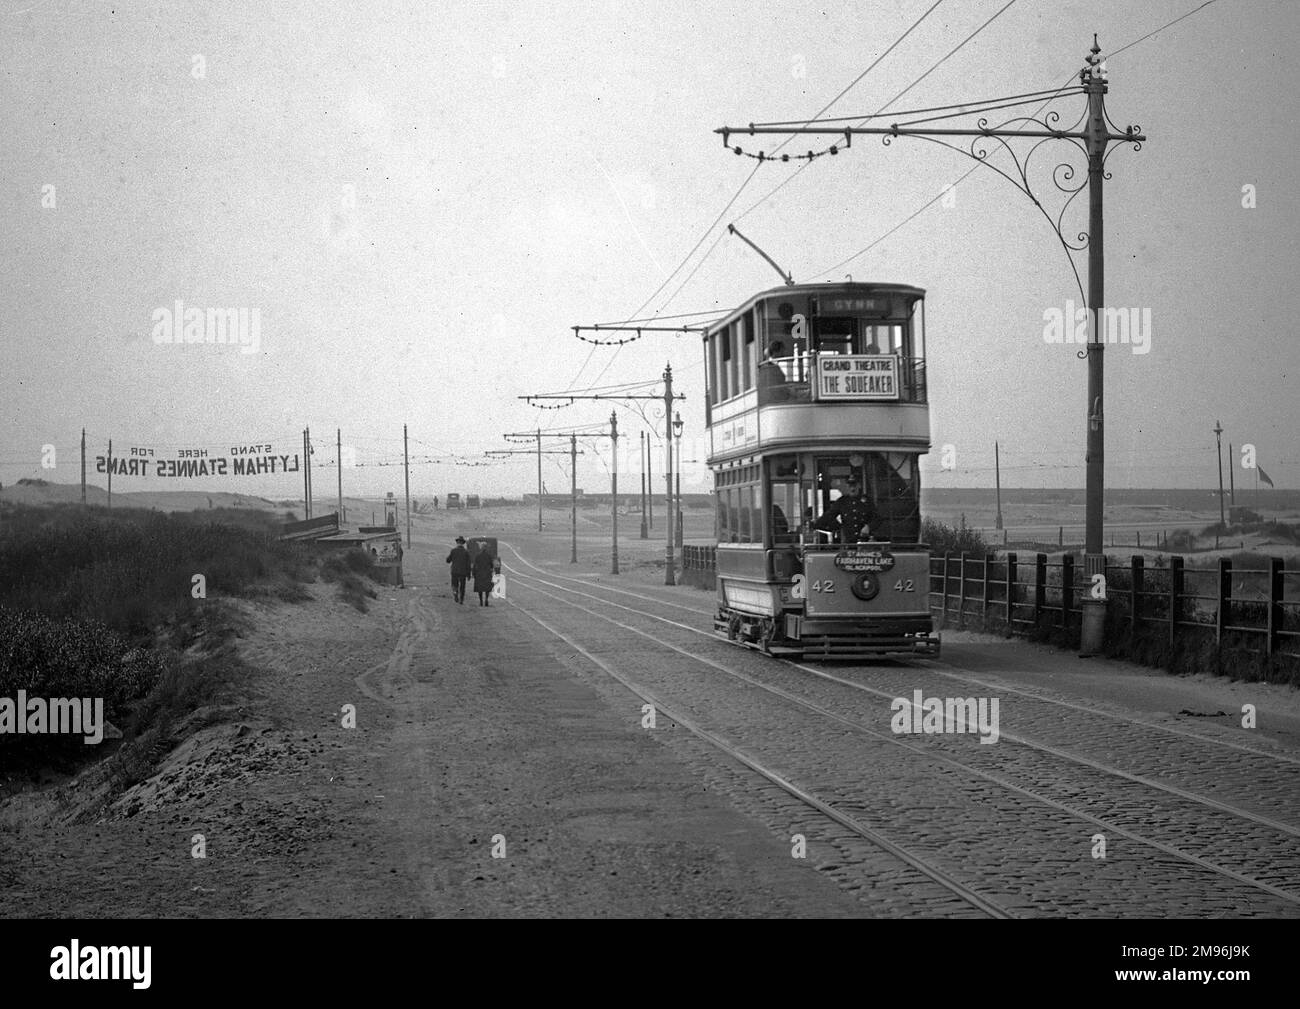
3 504 1296 917
0 518 863 917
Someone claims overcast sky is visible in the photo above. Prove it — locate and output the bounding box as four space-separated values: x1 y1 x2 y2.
1 0 1295 499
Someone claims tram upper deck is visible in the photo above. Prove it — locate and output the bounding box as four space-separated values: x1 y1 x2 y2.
703 282 929 463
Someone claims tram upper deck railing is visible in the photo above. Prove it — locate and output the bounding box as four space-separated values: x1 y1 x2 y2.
751 353 927 407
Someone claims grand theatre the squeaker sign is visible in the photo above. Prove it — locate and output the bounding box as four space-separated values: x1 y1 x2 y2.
95 444 301 479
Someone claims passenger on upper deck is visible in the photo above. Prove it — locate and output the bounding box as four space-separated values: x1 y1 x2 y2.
813 477 876 544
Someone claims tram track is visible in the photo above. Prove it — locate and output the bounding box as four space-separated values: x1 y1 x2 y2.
500 544 1300 914
506 594 1014 918
503 543 1300 768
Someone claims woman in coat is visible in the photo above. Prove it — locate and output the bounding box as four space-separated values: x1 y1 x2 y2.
471 546 495 606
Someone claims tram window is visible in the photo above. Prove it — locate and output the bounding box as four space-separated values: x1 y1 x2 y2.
857 324 905 355
767 455 801 545
740 316 754 392
737 485 751 543
862 452 921 543
814 317 854 354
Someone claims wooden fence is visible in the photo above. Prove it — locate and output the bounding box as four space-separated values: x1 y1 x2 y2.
674 546 1300 659
930 552 1300 659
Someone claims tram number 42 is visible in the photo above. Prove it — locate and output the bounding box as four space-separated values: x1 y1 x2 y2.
791 576 915 597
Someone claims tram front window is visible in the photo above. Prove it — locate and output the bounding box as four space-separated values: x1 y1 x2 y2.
803 453 921 545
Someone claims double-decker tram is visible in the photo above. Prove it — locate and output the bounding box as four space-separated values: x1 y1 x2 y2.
703 281 939 660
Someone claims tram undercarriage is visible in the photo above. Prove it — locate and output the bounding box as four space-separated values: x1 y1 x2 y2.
714 605 940 661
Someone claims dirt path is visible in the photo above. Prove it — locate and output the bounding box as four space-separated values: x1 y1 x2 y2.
0 530 862 917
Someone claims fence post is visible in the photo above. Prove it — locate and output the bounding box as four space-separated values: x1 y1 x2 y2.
1130 555 1143 630
1216 558 1231 645
982 554 993 625
958 552 968 629
1169 556 1184 649
942 552 953 628
1062 554 1075 629
1006 552 1017 627
1035 552 1047 625
1268 557 1283 657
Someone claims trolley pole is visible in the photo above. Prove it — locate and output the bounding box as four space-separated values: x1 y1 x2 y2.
1228 441 1235 507
403 424 411 549
337 428 343 524
675 414 683 549
610 411 619 575
302 429 310 518
663 363 676 586
577 431 582 564
647 433 653 531
305 427 312 519
994 441 1004 531
1080 54 1109 654
536 427 543 532
640 431 648 539
1214 421 1225 528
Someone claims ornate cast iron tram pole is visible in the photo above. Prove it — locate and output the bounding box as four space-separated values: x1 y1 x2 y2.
715 37 1144 654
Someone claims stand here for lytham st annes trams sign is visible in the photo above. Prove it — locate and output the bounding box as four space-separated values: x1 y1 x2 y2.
93 443 302 479
815 355 898 400
834 546 896 573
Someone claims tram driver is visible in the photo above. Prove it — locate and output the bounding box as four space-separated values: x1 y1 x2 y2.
812 476 876 544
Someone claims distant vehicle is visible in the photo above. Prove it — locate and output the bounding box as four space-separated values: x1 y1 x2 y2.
446 493 462 510
466 494 481 509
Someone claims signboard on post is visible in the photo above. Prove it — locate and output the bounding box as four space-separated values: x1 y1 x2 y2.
815 355 899 401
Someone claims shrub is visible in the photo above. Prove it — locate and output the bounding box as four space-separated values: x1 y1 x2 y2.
923 515 989 558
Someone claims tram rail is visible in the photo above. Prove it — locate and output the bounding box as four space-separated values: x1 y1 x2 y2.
500 543 1300 914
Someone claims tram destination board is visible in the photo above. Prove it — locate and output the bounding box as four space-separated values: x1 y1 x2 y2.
833 546 896 572
815 354 899 400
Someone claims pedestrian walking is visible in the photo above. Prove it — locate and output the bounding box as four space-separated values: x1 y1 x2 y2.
445 535 471 604
472 545 495 606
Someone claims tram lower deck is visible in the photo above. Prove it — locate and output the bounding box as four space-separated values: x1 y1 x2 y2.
711 449 939 660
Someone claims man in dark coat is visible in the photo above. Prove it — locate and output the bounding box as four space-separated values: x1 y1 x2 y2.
445 535 471 603
471 547 495 606
813 476 876 543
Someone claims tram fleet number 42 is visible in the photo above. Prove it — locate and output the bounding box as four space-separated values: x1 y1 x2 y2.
792 575 916 597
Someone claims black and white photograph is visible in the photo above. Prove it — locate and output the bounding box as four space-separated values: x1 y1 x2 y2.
0 0 1296 972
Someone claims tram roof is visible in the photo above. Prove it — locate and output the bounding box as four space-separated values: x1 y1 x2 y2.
704 281 926 337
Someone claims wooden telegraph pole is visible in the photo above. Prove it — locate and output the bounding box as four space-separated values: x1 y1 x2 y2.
610 411 619 574
403 424 411 549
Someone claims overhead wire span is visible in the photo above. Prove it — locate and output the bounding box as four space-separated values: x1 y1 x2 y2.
809 0 1221 279
567 1 951 393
